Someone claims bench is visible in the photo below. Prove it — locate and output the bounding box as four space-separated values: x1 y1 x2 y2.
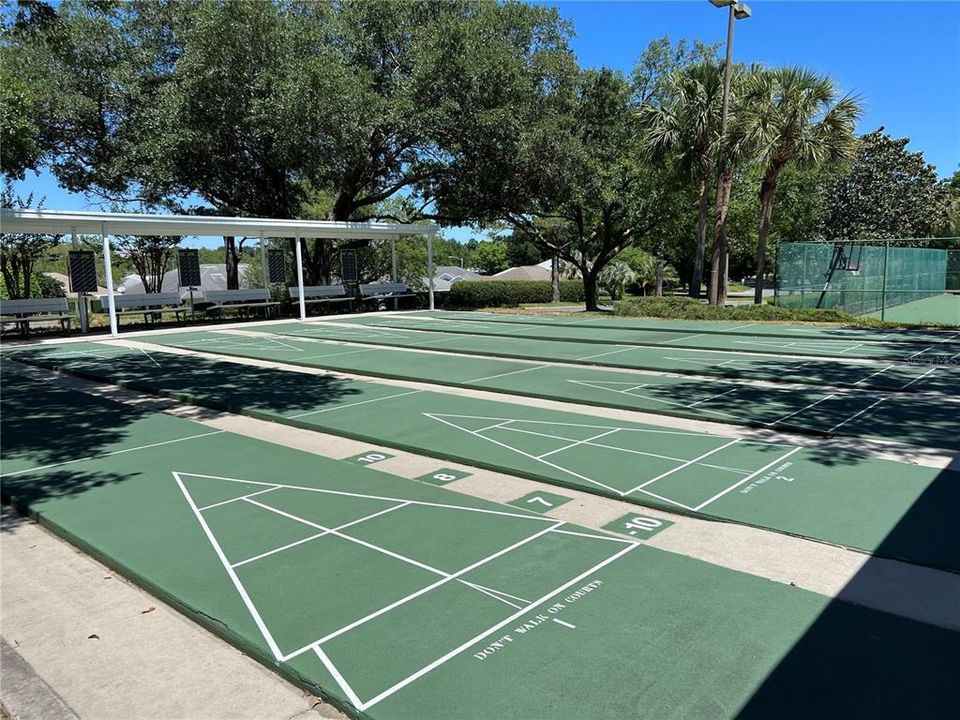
203 289 280 318
289 285 353 313
99 292 187 325
358 282 419 309
0 297 72 336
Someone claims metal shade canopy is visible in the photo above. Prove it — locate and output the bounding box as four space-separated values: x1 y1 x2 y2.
0 208 437 239
1 208 439 333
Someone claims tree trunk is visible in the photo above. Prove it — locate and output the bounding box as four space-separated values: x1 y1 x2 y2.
754 169 780 305
583 267 600 311
551 254 560 303
224 236 240 290
690 173 710 299
708 163 735 306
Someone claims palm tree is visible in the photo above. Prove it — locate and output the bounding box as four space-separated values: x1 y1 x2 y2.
641 61 724 299
739 67 862 304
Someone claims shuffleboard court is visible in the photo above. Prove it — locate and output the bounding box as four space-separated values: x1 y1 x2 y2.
3 370 958 718
326 313 960 361
408 310 960 343
262 320 960 395
151 330 960 450
9 343 959 573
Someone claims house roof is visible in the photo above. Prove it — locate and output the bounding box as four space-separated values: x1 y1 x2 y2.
492 264 552 281
118 264 250 298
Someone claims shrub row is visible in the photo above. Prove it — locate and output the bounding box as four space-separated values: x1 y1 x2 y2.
447 280 585 308
612 296 857 323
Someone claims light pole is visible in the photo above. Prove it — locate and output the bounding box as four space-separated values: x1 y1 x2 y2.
447 255 464 269
707 0 751 306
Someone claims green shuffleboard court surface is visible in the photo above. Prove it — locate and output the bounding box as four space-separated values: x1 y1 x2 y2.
409 309 960 343
152 330 959 451
8 343 959 573
863 293 960 326
260 320 960 396
2 371 958 718
317 313 960 362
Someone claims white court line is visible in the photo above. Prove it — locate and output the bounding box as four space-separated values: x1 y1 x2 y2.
244 497 451 577
459 580 530 605
313 646 365 710
298 348 378 361
428 413 707 437
172 472 285 661
458 583 525 610
693 447 803 512
426 414 625 497
575 346 636 361
900 367 937 389
827 398 888 433
169 472 558 524
230 502 412 568
906 345 935 360
536 428 622 460
496 425 749 473
718 324 754 332
136 346 162 367
288 389 423 419
463 364 550 384
281 522 564 661
685 387 740 407
659 333 707 345
1 429 226 478
765 393 837 427
355 542 637 712
198 486 280 511
552 619 577 629
852 364 896 386
551 528 632 544
623 439 741 496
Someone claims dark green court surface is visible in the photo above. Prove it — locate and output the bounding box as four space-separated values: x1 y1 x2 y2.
3 370 958 718
321 313 960 361
507 491 573 514
9 343 959 573
603 512 675 540
153 330 959 450
261 320 960 396
410 309 960 343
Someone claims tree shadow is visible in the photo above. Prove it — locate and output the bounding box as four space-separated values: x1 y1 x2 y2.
736 464 960 716
6 345 361 418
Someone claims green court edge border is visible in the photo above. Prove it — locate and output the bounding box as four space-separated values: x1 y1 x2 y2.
13 353 934 573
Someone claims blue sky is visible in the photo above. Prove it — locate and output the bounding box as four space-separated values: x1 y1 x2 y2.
13 0 960 246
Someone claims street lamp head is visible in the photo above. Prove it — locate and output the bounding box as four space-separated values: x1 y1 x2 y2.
708 0 736 6
734 2 752 19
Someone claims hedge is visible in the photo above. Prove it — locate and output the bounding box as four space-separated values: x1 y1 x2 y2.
612 296 856 323
447 280 585 308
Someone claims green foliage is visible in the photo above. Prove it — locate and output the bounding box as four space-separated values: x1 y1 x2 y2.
470 240 510 275
447 280 585 308
613 296 852 323
597 261 637 300
821 130 951 240
1 183 61 298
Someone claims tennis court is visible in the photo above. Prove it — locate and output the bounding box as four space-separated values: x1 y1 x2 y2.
9 341 958 572
151 330 958 450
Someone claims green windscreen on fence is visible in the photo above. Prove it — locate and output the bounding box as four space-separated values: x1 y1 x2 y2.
776 240 960 326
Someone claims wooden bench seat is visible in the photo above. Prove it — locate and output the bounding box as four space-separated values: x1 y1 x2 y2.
1 298 72 336
203 289 279 318
289 285 353 313
98 292 187 325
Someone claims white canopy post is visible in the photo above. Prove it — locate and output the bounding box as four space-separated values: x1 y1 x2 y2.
259 233 268 289
391 237 398 310
427 233 435 310
295 234 306 321
100 222 118 336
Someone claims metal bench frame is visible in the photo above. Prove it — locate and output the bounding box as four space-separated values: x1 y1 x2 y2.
358 282 419 309
99 292 187 325
289 285 353 314
203 289 280 319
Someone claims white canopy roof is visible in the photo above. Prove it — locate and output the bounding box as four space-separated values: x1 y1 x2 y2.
0 209 438 239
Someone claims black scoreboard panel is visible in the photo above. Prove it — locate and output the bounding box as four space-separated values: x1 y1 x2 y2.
178 249 201 287
68 251 99 293
267 249 286 284
341 248 358 283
